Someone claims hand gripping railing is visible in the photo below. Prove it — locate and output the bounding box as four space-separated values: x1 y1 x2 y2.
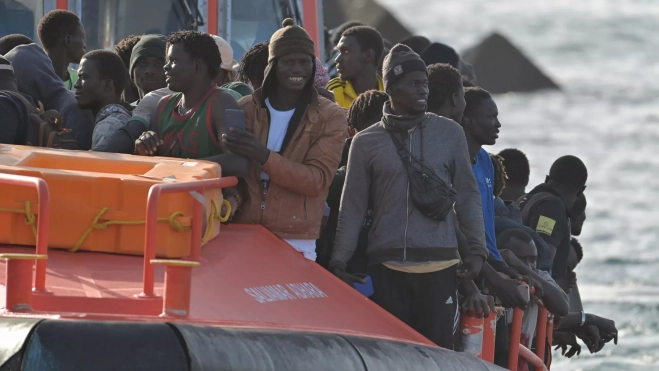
138 177 238 298
0 174 50 292
508 286 553 371
459 283 554 371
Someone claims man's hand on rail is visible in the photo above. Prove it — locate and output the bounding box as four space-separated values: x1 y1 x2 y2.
460 280 496 318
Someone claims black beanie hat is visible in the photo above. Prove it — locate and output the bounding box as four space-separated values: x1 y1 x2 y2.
382 44 427 91
129 34 166 81
421 42 460 68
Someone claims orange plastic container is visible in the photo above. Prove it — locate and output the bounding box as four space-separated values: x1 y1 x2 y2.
0 145 223 258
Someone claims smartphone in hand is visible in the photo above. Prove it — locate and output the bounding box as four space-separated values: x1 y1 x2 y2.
517 284 530 303
224 109 246 138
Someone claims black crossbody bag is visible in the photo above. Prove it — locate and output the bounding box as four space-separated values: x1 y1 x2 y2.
388 127 457 221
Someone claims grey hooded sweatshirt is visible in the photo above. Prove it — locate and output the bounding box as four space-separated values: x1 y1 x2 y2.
4 44 95 149
330 103 487 270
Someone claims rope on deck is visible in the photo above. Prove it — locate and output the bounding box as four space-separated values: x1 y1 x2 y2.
0 198 231 252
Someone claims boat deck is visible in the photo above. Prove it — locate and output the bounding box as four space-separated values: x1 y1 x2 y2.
0 224 432 346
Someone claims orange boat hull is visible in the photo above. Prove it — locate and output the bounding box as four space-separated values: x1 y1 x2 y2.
0 224 504 370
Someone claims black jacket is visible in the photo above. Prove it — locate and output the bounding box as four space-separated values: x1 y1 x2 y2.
519 184 572 279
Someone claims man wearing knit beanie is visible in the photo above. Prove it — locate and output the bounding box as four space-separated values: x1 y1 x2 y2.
226 19 346 262
332 44 491 349
129 34 167 105
381 44 429 94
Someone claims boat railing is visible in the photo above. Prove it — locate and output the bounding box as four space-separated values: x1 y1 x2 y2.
0 173 237 318
461 284 555 371
138 176 238 318
0 173 50 312
0 172 556 368
508 301 554 371
139 176 238 297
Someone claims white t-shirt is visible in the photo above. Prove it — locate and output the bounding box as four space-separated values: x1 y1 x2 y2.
264 97 295 152
261 98 295 181
262 98 316 261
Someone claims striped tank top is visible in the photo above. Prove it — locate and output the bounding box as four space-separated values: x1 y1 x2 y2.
156 86 222 159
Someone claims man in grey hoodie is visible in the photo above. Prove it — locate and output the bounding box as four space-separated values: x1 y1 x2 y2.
330 44 488 349
4 44 95 149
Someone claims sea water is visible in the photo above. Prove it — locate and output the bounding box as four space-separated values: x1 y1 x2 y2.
378 0 659 369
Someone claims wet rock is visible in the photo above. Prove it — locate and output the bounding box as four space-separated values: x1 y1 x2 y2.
462 32 560 93
323 0 412 44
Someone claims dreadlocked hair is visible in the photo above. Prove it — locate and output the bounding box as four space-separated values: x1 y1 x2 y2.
238 41 269 88
347 90 389 132
167 31 221 78
490 153 508 198
114 35 142 69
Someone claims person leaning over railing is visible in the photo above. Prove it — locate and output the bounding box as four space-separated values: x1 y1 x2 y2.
553 195 618 357
497 228 569 371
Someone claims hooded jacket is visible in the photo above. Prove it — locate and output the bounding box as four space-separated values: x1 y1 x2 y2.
234 87 347 239
494 198 553 272
331 104 487 270
91 103 132 151
4 44 95 149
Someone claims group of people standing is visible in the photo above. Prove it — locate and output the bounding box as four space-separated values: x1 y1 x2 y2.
0 10 617 370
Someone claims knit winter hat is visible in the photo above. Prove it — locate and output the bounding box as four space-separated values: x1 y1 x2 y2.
268 18 316 62
382 44 428 91
129 34 166 80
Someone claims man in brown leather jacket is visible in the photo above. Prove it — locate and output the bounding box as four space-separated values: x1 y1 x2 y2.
223 19 347 261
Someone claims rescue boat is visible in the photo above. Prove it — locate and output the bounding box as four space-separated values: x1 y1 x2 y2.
2 2 555 370
0 146 506 370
